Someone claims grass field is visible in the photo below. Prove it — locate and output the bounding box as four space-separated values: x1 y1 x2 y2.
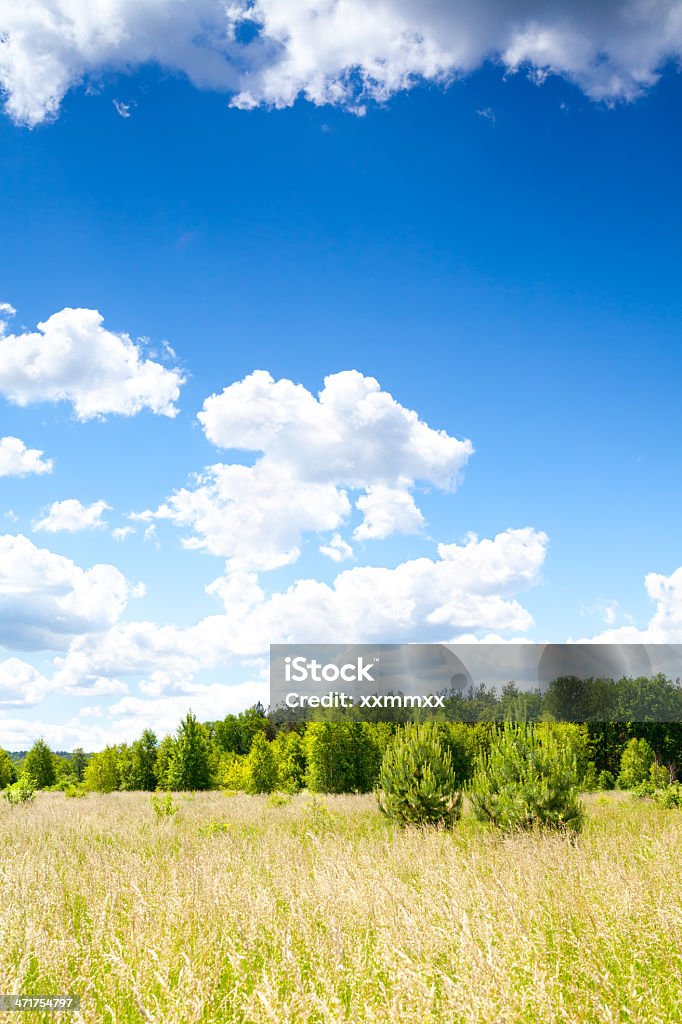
0 791 681 1024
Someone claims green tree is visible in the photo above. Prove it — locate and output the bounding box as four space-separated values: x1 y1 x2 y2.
71 747 87 782
129 730 158 790
167 711 211 791
469 722 583 832
0 748 16 789
154 735 176 790
23 738 56 789
246 732 278 793
272 731 306 792
377 722 462 827
83 746 121 793
618 737 655 789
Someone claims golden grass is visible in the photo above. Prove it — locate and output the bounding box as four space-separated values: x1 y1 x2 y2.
0 791 680 1023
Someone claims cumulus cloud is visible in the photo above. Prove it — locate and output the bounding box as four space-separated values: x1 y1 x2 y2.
0 533 134 651
52 527 548 694
354 485 424 541
0 658 51 707
319 532 354 562
34 498 111 533
1 1 681 125
0 436 53 477
579 565 682 643
143 369 472 570
0 306 185 420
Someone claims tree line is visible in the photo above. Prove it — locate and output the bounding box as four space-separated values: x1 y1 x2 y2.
1 678 681 799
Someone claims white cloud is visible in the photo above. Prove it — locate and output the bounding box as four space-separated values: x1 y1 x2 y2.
0 533 133 651
319 532 354 562
0 301 16 334
52 527 547 695
113 99 131 118
580 565 682 643
144 369 472 570
0 306 185 420
0 436 53 477
1 2 681 126
0 658 51 706
112 526 135 541
354 485 424 541
34 498 110 533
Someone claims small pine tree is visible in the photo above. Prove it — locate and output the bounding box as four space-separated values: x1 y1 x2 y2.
468 722 583 832
167 711 211 791
618 737 655 789
23 738 56 789
377 722 462 827
246 732 278 793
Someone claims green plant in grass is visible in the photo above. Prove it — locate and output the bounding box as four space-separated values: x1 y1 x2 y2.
377 722 462 827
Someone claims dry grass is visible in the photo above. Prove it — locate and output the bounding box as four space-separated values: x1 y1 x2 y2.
0 791 680 1023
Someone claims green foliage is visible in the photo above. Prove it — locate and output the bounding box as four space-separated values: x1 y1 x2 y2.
653 782 682 809
597 769 616 790
167 712 212 791
271 731 306 793
246 731 279 793
64 784 87 798
649 760 670 789
150 792 178 819
377 722 462 827
71 747 87 782
219 753 250 791
83 746 121 793
305 722 381 794
618 738 655 790
213 706 270 755
0 747 17 789
4 774 36 804
199 820 231 837
154 735 176 791
468 722 583 832
23 738 56 789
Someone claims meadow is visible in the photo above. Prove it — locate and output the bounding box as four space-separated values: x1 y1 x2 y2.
0 791 681 1024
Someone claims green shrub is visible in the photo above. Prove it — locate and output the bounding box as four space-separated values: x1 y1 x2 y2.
64 784 87 799
219 753 250 791
649 761 670 789
150 792 177 819
4 775 37 805
617 737 655 790
653 782 682 809
597 769 616 791
468 722 583 832
377 722 462 827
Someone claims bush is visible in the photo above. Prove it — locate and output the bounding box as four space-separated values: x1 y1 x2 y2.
597 769 616 791
653 782 682 809
219 753 250 791
468 722 583 832
649 761 670 789
150 792 177 819
4 775 36 805
617 738 655 790
377 722 462 827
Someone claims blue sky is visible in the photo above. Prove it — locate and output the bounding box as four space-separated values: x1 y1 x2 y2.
1 1 682 748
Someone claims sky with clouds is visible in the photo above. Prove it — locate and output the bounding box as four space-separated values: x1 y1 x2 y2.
1 0 682 749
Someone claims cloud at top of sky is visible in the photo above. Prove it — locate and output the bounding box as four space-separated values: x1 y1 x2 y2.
1 1 682 125
140 369 473 571
0 305 185 420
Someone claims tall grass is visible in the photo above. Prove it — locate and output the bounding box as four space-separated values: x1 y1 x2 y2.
0 792 680 1023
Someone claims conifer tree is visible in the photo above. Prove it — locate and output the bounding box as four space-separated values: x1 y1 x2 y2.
468 722 583 832
377 722 462 827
